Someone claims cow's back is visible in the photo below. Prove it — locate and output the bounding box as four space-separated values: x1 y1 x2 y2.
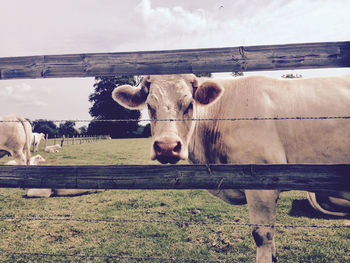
0 115 26 154
0 115 32 164
191 75 350 164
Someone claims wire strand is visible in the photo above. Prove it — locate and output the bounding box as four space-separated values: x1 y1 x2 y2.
0 216 348 229
0 250 237 263
1 115 350 123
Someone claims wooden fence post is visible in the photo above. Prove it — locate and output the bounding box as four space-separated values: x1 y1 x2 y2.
61 135 65 147
45 134 48 147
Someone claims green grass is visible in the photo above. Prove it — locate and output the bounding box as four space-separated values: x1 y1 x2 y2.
0 139 349 262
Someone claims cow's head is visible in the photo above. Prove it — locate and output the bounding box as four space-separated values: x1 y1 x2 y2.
112 74 224 164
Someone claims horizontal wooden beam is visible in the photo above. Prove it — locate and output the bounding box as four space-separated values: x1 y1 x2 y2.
0 164 349 191
0 41 349 80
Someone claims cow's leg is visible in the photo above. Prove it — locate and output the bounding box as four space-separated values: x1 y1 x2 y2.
208 189 246 204
12 150 26 165
245 190 279 263
27 189 53 198
54 189 103 196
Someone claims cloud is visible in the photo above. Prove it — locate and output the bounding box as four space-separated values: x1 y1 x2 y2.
130 0 350 51
1 0 349 56
135 0 214 35
0 83 48 107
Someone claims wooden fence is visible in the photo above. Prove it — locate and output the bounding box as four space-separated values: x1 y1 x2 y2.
44 135 110 147
0 41 350 190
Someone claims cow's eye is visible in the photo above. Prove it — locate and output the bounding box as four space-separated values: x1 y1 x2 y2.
147 104 156 119
183 102 193 116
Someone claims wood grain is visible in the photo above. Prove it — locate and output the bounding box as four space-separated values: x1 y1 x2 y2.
0 41 349 79
0 164 349 191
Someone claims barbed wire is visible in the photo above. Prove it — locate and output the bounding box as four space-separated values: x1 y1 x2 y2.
0 250 237 263
0 216 348 229
1 115 350 123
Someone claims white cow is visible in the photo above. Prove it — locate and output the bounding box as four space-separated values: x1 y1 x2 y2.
112 74 350 263
32 132 45 152
0 114 32 165
44 144 61 153
26 189 103 198
15 154 102 198
6 154 46 165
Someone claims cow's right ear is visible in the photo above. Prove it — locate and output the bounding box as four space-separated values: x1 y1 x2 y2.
112 81 149 110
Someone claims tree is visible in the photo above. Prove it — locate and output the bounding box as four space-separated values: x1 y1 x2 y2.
194 73 212 78
232 72 244 77
88 76 141 138
58 121 78 137
282 73 303 78
79 126 88 135
32 119 58 138
141 123 151 137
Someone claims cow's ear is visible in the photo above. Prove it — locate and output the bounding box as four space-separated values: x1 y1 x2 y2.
112 78 150 109
194 80 224 105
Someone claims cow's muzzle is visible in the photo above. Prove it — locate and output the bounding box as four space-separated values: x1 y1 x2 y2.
153 137 182 164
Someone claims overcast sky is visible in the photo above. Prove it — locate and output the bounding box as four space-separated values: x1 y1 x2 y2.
1 0 349 125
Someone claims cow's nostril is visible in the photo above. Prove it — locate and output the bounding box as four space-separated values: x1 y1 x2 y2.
154 141 161 154
173 141 181 153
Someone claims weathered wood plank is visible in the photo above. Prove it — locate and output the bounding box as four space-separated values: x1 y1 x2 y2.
0 164 349 191
0 41 349 80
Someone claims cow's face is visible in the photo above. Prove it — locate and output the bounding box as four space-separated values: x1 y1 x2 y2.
112 74 223 164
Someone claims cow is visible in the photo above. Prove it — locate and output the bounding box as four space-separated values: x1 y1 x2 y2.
112 74 350 263
32 132 45 152
306 191 350 217
7 153 102 198
44 144 61 153
0 114 32 165
6 154 46 165
26 189 103 198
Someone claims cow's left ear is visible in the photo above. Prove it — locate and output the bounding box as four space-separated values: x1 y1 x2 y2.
194 80 224 105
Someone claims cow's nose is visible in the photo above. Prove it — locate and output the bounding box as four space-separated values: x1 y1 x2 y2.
153 138 182 164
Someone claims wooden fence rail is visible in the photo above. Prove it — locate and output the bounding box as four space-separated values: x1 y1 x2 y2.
0 164 349 191
0 41 349 80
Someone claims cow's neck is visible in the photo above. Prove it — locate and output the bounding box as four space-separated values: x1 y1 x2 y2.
188 117 227 165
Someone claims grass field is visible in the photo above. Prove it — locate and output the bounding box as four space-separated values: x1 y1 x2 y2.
0 139 349 262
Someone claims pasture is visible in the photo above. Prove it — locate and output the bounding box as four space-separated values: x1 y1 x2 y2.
0 138 349 262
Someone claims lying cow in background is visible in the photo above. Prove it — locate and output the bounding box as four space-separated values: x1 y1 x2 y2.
32 132 45 152
0 115 32 165
6 154 46 165
112 74 350 263
306 191 350 217
26 189 103 198
44 144 61 153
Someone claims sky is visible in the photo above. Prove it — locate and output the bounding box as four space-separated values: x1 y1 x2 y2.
0 0 349 126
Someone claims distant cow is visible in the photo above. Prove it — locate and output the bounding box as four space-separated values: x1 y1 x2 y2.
6 154 46 165
32 132 45 152
44 144 61 153
0 115 32 165
112 74 350 263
